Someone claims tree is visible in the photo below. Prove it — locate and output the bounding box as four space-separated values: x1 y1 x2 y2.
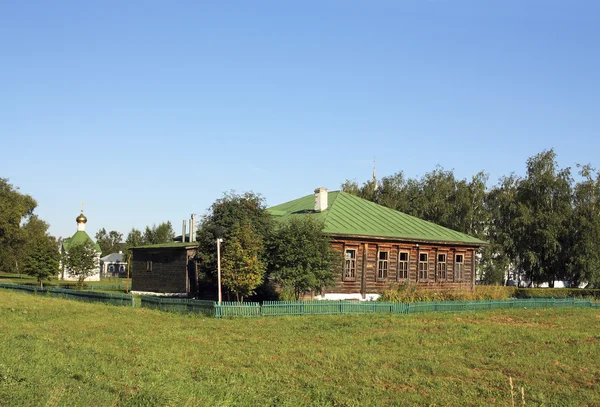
516 150 573 286
125 228 145 247
482 174 522 284
566 164 600 287
95 228 124 256
0 178 37 273
267 217 340 300
63 240 98 288
197 191 273 285
22 236 60 288
220 221 266 301
143 222 175 245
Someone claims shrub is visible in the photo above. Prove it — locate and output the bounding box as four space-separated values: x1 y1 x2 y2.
514 288 600 299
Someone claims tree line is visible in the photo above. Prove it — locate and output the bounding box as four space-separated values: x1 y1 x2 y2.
3 148 599 292
342 149 600 288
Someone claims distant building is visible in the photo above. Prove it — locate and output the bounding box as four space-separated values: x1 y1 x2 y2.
60 208 102 281
100 252 127 278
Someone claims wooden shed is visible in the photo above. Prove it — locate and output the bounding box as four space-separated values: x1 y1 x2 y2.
130 242 199 295
268 188 487 299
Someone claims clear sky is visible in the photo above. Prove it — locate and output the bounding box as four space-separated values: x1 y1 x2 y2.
1 1 598 240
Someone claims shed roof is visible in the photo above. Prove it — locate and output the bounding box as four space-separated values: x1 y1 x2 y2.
100 252 126 263
267 191 486 246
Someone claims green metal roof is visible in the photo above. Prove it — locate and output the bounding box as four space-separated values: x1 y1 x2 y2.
62 231 102 253
268 191 486 246
132 242 199 250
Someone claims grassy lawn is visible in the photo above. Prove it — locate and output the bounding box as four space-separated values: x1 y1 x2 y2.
0 272 130 293
0 290 599 407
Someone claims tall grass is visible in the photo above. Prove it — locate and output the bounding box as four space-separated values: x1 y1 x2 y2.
379 281 516 302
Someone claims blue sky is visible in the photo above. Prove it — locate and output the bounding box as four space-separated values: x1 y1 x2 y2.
1 1 598 240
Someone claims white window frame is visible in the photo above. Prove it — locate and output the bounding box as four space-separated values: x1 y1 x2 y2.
344 249 357 281
397 251 409 281
455 254 465 281
418 252 429 281
437 253 447 280
377 250 389 281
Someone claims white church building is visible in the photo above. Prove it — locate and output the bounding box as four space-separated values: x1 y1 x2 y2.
59 207 102 281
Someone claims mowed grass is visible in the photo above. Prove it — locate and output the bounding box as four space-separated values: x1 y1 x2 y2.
0 291 599 407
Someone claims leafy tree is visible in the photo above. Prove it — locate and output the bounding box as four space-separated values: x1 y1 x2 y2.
267 217 340 300
63 240 98 289
22 236 60 288
95 228 124 256
125 228 146 248
197 191 273 284
482 174 522 284
517 149 573 286
566 164 600 287
143 222 176 245
0 178 37 273
220 221 266 301
13 216 52 274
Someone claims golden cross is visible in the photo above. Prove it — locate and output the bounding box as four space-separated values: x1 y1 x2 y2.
81 201 85 213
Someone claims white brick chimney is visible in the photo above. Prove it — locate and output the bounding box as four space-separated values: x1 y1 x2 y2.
314 187 328 212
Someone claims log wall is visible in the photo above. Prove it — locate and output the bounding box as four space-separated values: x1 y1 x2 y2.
330 238 478 295
131 248 196 294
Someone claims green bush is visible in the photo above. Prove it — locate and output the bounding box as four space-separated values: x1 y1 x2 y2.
514 288 600 299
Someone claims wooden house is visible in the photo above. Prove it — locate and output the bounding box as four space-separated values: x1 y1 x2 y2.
130 242 199 296
268 188 486 299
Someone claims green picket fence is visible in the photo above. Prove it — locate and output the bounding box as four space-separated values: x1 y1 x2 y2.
137 296 596 318
406 297 593 314
140 296 216 316
217 301 262 318
0 283 134 307
4 282 596 316
262 300 409 316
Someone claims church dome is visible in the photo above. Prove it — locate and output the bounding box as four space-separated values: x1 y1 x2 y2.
76 213 87 224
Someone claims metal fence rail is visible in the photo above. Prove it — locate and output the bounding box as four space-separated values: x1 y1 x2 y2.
0 283 134 307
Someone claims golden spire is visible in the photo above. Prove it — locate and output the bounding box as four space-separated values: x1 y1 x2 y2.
76 201 87 224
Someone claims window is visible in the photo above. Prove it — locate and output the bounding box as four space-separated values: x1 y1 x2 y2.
377 251 389 280
344 249 356 281
108 264 115 273
146 261 152 272
455 254 464 281
418 253 428 280
398 252 409 280
437 254 447 280
119 265 125 272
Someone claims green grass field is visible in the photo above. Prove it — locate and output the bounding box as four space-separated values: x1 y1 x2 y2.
1 290 599 407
